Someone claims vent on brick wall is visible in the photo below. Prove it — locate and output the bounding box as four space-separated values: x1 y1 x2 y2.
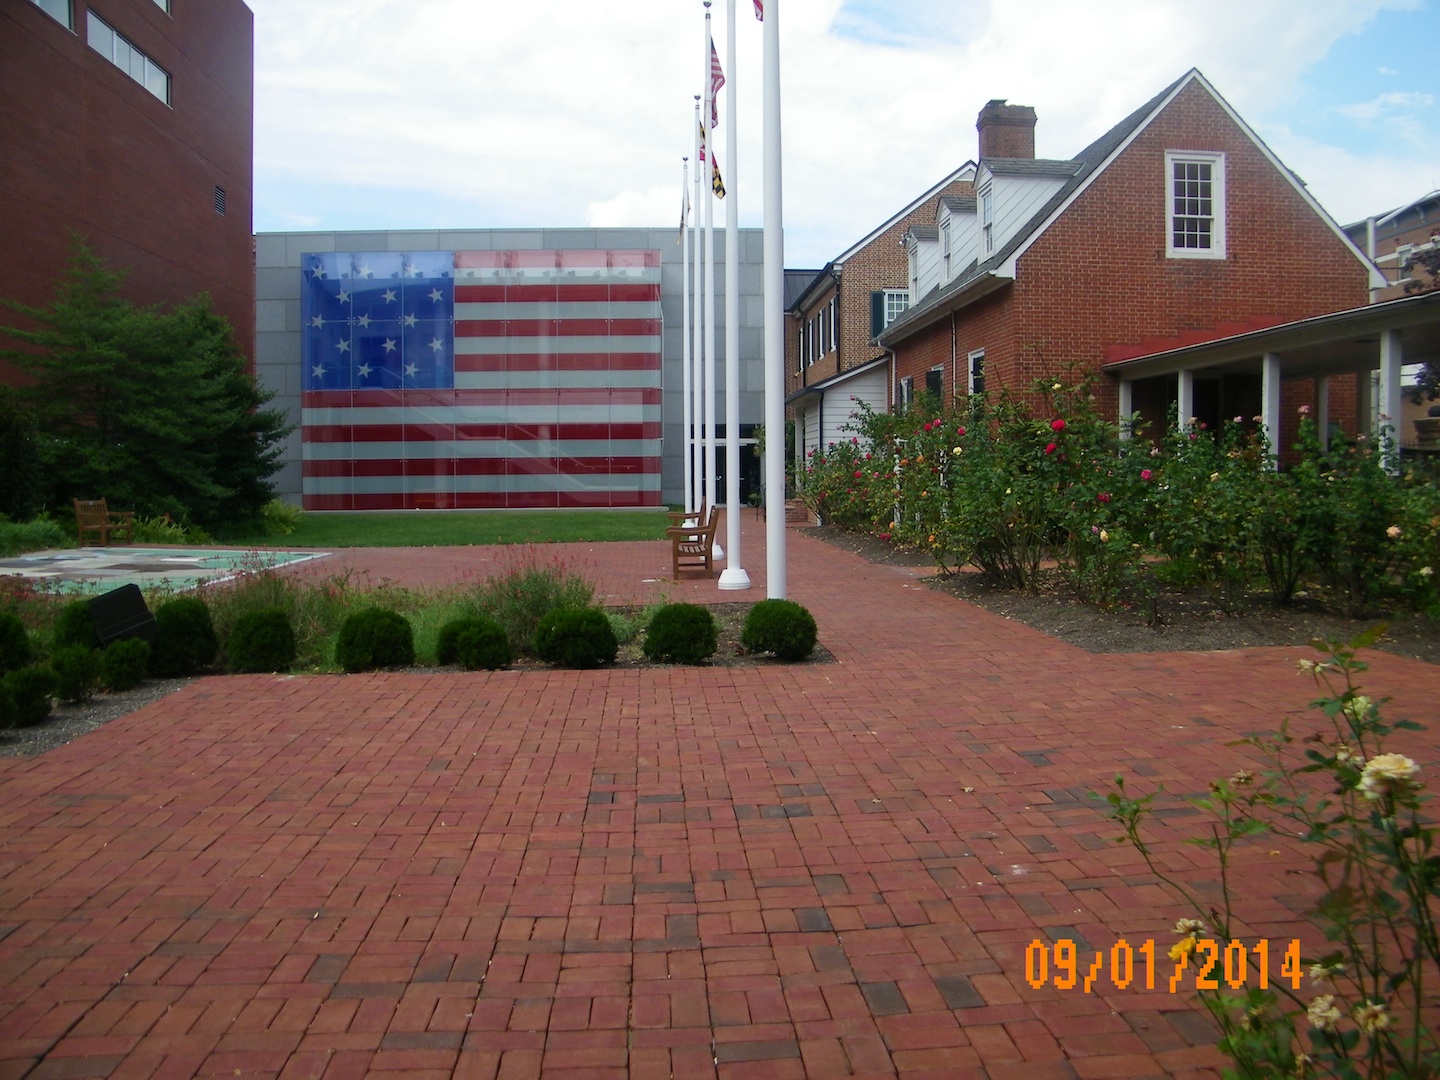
213 186 226 215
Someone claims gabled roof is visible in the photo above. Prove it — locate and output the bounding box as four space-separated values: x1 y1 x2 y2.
878 69 1384 348
938 196 977 216
784 268 823 309
828 161 977 266
904 224 939 243
982 158 1082 179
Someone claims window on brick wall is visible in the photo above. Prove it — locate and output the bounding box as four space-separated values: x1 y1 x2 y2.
869 289 910 337
31 0 72 28
1166 151 1225 259
968 350 985 396
88 10 170 104
925 367 943 403
897 375 915 411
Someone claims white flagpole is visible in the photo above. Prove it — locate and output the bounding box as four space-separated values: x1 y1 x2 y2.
702 1 722 559
681 155 694 517
691 97 704 518
762 0 786 596
719 0 749 589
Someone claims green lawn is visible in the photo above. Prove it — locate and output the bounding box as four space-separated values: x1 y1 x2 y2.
231 509 674 548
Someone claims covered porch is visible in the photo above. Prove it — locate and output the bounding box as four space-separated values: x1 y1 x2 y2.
1105 290 1440 462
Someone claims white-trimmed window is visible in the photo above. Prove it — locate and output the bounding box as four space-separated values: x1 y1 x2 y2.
897 376 915 410
980 184 994 255
31 0 72 28
967 349 985 396
884 289 908 328
1166 151 1225 259
88 11 170 104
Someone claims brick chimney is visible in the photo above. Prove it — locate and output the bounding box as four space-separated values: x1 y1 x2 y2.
977 99 1036 160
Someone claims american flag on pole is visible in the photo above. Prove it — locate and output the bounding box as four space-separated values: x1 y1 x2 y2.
709 38 725 128
301 249 663 510
754 0 762 19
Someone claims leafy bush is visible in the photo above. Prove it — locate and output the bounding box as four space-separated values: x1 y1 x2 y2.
741 599 817 661
149 597 218 676
260 498 303 537
533 607 617 669
1 665 56 727
99 638 150 691
0 611 34 675
435 616 511 671
225 608 297 673
51 600 101 651
50 645 100 703
469 548 596 656
0 516 68 557
205 563 358 671
642 603 718 664
334 607 414 672
132 514 211 545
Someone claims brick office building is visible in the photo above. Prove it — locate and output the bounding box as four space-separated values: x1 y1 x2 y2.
0 0 254 362
878 70 1381 449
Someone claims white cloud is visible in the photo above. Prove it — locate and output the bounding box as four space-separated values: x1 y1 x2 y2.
248 0 1436 265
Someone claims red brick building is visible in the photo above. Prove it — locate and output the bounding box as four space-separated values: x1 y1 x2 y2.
0 0 255 362
787 164 975 459
877 70 1380 445
1345 190 1440 302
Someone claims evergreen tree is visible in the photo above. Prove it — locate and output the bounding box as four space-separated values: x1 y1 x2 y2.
0 239 290 532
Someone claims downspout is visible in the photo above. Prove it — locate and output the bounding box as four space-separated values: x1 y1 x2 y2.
950 312 957 399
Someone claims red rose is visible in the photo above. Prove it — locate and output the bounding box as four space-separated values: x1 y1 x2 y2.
1044 442 1057 455
1051 418 1066 432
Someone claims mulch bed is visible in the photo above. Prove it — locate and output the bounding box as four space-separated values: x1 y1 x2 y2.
804 525 1439 665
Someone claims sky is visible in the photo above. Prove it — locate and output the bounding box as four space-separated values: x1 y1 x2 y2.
248 0 1440 269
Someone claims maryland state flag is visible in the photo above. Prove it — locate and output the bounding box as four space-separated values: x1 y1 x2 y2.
698 122 726 198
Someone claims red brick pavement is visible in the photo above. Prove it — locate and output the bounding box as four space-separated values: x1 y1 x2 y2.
2 515 1436 1078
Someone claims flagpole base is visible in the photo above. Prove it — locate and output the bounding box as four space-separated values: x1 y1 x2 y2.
718 567 751 591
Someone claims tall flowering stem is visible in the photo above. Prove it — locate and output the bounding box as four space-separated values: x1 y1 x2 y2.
1107 629 1438 1078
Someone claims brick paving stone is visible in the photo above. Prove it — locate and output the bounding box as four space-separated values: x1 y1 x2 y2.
1 518 1436 1077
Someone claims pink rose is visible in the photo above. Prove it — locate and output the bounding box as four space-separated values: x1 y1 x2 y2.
1140 469 1152 480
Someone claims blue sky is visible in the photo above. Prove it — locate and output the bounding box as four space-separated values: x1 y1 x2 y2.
248 0 1439 268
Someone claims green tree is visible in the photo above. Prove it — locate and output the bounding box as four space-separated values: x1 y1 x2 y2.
0 239 290 532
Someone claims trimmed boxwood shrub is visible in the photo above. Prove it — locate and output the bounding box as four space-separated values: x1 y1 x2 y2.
740 599 818 661
534 607 618 669
436 616 512 671
149 597 219 677
0 611 33 675
1 665 56 727
334 607 414 672
50 645 100 703
51 600 101 652
226 609 297 673
100 638 150 692
642 603 718 664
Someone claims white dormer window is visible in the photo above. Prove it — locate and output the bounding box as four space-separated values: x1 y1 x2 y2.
942 221 952 277
980 185 994 255
1166 151 1226 259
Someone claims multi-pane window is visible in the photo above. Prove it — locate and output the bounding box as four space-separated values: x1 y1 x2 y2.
31 0 72 28
968 350 985 396
1166 151 1225 258
88 11 170 104
884 289 909 328
980 185 994 255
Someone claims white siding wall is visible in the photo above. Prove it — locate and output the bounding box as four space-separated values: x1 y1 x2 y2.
825 368 888 448
911 238 943 301
986 173 1067 255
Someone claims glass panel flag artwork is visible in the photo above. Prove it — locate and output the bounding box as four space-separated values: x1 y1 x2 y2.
300 250 663 510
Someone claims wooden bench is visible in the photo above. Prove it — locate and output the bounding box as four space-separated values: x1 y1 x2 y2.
667 506 720 579
667 500 706 527
73 498 136 546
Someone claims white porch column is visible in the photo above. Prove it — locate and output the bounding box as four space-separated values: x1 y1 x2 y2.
1260 352 1281 467
1117 379 1133 440
1314 375 1330 453
1176 370 1195 430
1378 328 1403 471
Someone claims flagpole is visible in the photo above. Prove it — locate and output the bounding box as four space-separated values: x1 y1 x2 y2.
702 0 722 559
718 0 749 590
680 155 694 518
762 0 786 597
691 96 704 518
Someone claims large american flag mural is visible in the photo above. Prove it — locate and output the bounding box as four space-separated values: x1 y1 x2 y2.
301 249 663 510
